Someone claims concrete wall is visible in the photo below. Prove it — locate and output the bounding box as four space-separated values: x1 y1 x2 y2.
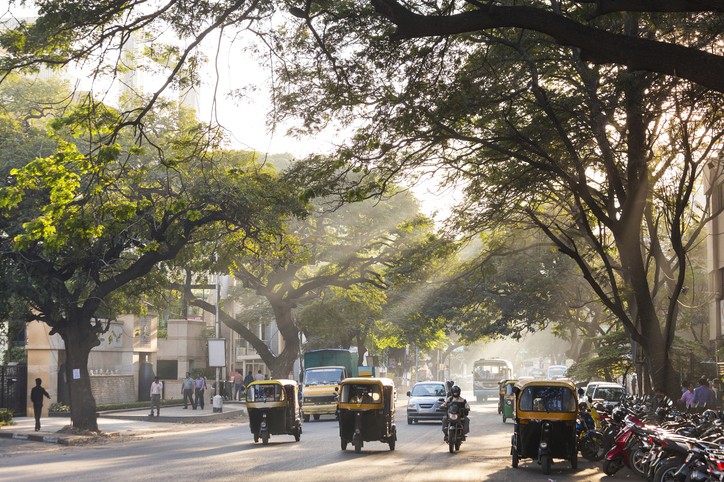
89 375 135 405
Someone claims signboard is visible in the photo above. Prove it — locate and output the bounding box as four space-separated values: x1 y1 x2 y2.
208 338 226 368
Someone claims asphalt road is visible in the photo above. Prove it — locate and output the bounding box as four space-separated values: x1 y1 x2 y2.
1 397 641 481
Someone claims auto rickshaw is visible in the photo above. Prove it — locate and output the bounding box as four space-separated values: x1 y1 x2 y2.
501 379 517 423
337 377 397 453
511 379 578 475
246 379 302 444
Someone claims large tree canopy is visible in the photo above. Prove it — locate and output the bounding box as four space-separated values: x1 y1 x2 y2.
0 81 306 430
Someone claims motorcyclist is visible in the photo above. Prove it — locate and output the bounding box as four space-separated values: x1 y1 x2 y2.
441 385 470 442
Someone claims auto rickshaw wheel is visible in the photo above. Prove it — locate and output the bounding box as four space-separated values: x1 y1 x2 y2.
511 449 519 468
353 433 362 453
262 432 269 445
253 433 259 443
541 455 551 475
303 414 310 423
313 414 321 421
571 449 578 470
341 438 348 451
502 415 507 423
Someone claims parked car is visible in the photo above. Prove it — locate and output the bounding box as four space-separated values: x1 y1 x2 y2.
588 382 625 406
406 381 448 424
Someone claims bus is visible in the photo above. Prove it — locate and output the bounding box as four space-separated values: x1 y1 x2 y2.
547 365 568 379
472 358 513 402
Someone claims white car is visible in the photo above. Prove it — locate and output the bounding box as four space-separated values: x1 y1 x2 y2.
587 382 625 406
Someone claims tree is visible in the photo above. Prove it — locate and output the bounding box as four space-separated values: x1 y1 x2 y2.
182 188 448 377
0 90 304 430
273 10 721 396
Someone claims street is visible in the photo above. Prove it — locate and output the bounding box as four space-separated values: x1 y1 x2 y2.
0 395 641 482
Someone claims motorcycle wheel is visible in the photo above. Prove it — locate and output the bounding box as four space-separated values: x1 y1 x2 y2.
253 433 259 443
503 415 507 423
603 457 624 476
341 438 348 451
262 431 269 445
653 458 683 482
407 418 413 425
294 424 301 442
353 433 362 454
581 434 606 461
303 414 310 423
455 441 461 451
449 434 456 454
541 455 551 475
631 447 648 477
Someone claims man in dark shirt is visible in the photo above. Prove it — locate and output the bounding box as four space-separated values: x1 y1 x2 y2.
30 378 51 431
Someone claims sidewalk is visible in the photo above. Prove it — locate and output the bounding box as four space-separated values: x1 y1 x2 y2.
0 400 247 446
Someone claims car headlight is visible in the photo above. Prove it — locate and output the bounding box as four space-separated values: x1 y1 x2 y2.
408 403 416 410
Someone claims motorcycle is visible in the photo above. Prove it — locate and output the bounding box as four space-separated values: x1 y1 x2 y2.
577 403 607 461
602 415 649 477
444 402 467 453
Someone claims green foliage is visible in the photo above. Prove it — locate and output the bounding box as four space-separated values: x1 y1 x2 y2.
0 408 13 425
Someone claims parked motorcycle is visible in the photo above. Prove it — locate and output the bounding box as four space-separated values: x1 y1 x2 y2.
578 403 607 461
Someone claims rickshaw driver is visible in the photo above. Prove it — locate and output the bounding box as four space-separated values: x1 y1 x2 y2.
440 385 470 442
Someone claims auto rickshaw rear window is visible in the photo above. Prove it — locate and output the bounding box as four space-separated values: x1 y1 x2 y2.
519 386 576 412
247 384 284 402
341 384 382 403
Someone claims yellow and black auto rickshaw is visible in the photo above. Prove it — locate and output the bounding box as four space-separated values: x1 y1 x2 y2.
246 379 302 444
511 379 578 475
501 379 517 423
337 377 397 453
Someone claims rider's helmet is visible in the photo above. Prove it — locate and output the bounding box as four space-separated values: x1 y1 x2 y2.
578 402 588 411
451 385 461 397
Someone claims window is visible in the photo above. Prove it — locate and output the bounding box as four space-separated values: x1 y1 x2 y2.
519 386 576 412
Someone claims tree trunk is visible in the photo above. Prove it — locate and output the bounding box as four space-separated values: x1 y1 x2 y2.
61 316 100 432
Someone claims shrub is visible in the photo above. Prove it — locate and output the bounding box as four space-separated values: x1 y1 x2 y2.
0 409 13 425
49 402 70 413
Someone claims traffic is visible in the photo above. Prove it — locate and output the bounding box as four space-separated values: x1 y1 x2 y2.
242 351 724 482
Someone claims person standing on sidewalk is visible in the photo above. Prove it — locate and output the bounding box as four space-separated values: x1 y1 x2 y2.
233 370 243 401
181 372 195 408
149 376 163 417
194 373 207 410
30 378 50 431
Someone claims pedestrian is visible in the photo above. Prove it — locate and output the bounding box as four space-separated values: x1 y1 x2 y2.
233 370 243 401
149 376 163 417
194 373 207 410
680 380 695 409
254 369 264 381
244 369 254 387
181 372 194 409
692 377 717 408
30 378 50 431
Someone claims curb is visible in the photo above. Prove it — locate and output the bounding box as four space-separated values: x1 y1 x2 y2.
0 430 81 445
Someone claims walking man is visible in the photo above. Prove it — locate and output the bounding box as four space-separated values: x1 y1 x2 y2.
194 373 207 410
233 370 243 401
181 372 194 408
149 376 163 417
30 378 50 431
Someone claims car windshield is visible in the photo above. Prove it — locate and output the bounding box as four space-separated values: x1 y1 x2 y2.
411 384 446 397
594 387 624 401
304 368 344 385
